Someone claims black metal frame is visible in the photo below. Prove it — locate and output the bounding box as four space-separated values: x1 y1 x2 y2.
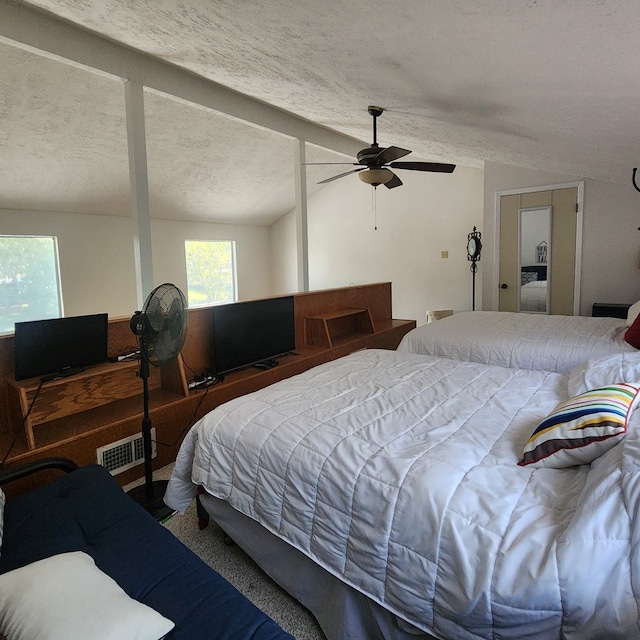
0 457 78 487
467 226 482 311
126 315 174 522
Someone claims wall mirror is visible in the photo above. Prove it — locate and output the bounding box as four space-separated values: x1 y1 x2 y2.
519 206 551 314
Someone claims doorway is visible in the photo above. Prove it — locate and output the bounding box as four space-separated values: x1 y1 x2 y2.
498 185 582 315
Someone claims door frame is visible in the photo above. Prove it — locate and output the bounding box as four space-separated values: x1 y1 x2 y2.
493 181 584 316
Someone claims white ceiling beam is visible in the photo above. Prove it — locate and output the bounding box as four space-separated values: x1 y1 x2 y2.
124 80 154 306
293 140 309 292
0 0 364 157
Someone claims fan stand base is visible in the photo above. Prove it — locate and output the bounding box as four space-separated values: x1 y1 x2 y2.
126 479 175 523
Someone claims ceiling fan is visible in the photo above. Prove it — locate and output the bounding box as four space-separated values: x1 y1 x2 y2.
311 106 456 189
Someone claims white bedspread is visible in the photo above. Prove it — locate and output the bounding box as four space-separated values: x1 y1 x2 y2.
520 279 547 312
397 310 634 373
166 349 640 639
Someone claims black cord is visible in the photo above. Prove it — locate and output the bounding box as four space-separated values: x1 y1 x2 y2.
152 379 219 448
0 378 46 468
180 355 198 377
0 435 17 469
24 378 45 423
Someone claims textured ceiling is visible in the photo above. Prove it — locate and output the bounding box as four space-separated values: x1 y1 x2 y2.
0 38 341 224
2 0 639 223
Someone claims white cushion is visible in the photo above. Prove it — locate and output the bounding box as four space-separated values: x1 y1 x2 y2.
627 299 640 325
568 352 640 397
0 551 174 640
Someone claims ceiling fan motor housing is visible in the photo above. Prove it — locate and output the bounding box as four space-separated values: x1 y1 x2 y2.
357 145 385 166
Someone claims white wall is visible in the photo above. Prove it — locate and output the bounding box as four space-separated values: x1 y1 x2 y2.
1 209 273 320
483 162 640 314
8 161 638 327
152 219 272 302
0 209 137 318
579 180 640 312
270 211 298 295
271 165 484 325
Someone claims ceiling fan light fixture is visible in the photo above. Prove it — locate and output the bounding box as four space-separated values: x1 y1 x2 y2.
314 107 455 189
359 168 393 186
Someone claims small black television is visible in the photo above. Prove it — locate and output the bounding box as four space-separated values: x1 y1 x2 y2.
14 313 109 381
212 296 295 375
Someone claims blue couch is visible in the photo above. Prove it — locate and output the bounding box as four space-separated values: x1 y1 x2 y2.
0 459 294 639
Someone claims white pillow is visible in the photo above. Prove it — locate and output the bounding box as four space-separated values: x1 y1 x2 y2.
627 299 640 325
0 551 174 640
568 352 640 397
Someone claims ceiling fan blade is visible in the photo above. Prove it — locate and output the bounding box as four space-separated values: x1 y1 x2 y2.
303 162 361 166
389 161 456 173
384 172 403 189
374 146 411 164
318 167 365 184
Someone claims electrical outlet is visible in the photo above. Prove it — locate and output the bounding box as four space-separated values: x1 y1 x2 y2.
441 250 449 259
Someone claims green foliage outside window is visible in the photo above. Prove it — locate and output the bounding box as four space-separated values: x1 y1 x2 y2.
0 236 61 333
185 240 236 307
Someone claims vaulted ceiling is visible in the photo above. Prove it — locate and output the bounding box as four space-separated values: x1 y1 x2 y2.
1 1 638 224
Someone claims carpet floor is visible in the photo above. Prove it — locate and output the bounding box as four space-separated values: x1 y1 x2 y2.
126 464 327 640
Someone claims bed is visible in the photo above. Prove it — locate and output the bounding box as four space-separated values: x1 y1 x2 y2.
519 279 547 312
397 310 636 373
165 348 640 640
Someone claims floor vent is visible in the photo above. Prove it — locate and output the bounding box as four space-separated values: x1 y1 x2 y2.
97 429 156 475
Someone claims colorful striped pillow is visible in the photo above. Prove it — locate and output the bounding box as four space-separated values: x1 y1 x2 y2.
518 383 640 468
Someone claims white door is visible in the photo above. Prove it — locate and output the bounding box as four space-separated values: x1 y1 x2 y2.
499 187 579 315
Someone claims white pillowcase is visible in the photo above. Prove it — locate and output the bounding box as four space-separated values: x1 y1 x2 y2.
627 299 640 325
568 352 640 397
0 551 174 640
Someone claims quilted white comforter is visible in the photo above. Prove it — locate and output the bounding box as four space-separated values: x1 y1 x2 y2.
166 349 640 639
397 310 634 373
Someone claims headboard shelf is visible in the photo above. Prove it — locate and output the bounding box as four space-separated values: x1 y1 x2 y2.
0 282 415 490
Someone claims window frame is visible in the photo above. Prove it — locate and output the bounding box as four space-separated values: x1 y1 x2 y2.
0 234 63 335
184 239 237 308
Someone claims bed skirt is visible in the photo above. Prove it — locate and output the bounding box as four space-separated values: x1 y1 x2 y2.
200 493 440 640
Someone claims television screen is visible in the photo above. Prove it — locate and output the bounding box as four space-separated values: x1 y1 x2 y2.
212 296 295 375
14 313 109 381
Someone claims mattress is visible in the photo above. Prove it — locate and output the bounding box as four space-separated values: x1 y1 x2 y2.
397 310 633 372
166 349 640 639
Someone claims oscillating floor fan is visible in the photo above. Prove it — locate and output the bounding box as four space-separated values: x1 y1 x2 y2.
127 283 187 521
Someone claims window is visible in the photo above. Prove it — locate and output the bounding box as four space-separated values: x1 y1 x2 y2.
0 236 62 334
185 240 237 307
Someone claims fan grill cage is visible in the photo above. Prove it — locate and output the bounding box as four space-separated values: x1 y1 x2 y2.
140 283 187 365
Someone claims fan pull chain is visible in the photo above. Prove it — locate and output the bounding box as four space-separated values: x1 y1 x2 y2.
372 186 378 230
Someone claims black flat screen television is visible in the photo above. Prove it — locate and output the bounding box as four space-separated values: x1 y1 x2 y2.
14 313 109 381
212 296 295 375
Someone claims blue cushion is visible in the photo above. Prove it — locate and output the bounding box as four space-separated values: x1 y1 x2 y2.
0 465 293 640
